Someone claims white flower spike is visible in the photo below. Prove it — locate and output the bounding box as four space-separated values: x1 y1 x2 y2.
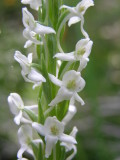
8 93 37 125
49 70 85 106
21 0 42 11
14 51 46 89
32 116 77 158
54 38 93 71
17 125 43 159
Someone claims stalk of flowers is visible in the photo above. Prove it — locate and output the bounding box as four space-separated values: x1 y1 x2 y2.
8 0 94 160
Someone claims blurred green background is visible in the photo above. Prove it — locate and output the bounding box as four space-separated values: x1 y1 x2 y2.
0 0 120 160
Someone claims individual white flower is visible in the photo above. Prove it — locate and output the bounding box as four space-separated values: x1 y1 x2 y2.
14 51 46 89
8 93 37 125
54 38 93 71
62 105 77 125
17 125 43 160
22 7 56 34
48 70 85 106
32 116 77 158
61 127 78 160
60 0 94 27
22 8 55 47
23 28 43 48
21 0 42 11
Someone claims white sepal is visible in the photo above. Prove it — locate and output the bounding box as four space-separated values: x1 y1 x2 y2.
22 7 35 29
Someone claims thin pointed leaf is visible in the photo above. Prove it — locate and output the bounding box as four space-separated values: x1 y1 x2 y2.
24 108 38 122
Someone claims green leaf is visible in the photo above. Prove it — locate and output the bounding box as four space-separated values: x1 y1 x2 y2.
30 142 38 160
38 97 45 124
60 146 66 160
47 34 56 75
38 143 44 160
57 10 69 31
24 108 38 122
57 101 69 121
41 54 52 104
41 0 46 22
58 61 73 79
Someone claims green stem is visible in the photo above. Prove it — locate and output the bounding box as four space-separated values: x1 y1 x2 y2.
53 146 56 160
57 13 72 52
41 35 49 69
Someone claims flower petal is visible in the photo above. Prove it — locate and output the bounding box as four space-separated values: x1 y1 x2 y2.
32 122 45 136
62 105 77 125
70 126 78 138
48 73 62 87
20 117 32 124
14 50 30 74
68 16 81 27
28 53 33 63
45 135 58 158
24 40 33 48
49 87 73 106
14 111 23 125
66 145 77 160
34 23 56 35
59 133 77 144
44 116 64 135
28 68 46 83
29 0 42 11
25 105 38 110
17 146 27 159
22 7 35 29
8 93 24 114
18 125 32 146
74 93 85 105
54 52 75 61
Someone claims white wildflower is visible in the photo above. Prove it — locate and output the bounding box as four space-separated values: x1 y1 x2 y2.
32 116 77 158
54 38 93 71
61 0 94 27
17 125 43 159
49 70 85 106
14 51 46 89
8 93 37 125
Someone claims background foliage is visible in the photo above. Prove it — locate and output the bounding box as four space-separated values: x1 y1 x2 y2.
0 0 120 160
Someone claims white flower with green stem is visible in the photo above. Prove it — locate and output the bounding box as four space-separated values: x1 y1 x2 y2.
54 38 93 71
14 50 46 89
8 93 37 125
17 125 43 160
48 70 85 107
22 7 56 48
32 116 77 158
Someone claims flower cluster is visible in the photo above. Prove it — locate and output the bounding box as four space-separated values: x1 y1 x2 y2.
8 0 94 159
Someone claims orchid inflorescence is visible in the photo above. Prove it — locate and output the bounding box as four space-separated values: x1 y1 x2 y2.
8 0 94 159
